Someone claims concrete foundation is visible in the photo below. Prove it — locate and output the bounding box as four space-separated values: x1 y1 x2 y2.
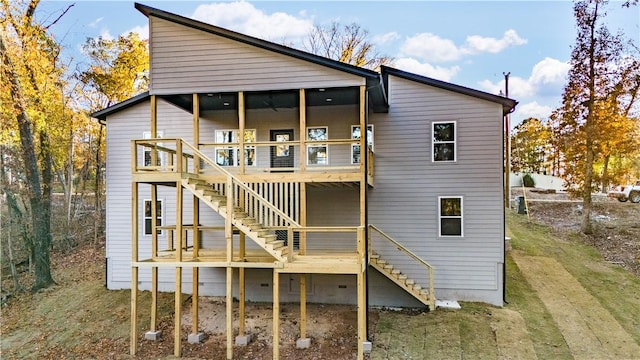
188 332 205 344
144 330 161 341
235 334 252 346
296 338 311 349
363 341 373 354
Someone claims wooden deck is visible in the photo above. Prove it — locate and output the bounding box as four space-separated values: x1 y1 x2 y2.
134 248 361 274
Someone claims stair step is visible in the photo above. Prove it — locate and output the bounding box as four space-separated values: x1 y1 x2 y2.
262 234 277 242
413 285 422 291
267 240 285 248
383 264 394 271
405 279 415 286
240 218 257 225
398 275 407 280
370 254 380 260
248 223 263 231
391 269 401 275
377 260 387 266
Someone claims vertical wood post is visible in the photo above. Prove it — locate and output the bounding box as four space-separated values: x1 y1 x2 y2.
299 89 306 172
273 270 280 360
191 267 199 336
226 267 233 359
174 267 182 357
176 182 183 262
130 182 139 355
238 91 246 175
300 274 307 339
150 185 158 332
150 95 158 168
239 233 246 336
226 176 234 359
358 85 368 359
193 93 200 174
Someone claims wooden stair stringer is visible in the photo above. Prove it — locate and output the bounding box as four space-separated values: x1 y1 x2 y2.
181 176 288 262
370 253 433 307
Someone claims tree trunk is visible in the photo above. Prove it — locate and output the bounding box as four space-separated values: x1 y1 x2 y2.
0 34 55 291
601 154 610 193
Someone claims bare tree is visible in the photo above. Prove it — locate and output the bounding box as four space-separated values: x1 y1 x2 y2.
303 22 393 71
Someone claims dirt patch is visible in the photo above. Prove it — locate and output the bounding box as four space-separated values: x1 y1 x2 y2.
513 188 640 277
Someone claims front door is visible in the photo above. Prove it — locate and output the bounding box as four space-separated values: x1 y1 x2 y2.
270 129 294 171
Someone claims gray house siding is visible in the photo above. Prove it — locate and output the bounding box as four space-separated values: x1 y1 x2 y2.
149 17 364 95
368 74 505 305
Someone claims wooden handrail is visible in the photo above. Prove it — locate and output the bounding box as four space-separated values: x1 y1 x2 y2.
369 224 435 308
180 140 301 228
368 225 434 271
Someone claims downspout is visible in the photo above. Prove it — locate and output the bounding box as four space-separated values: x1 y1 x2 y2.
502 72 511 305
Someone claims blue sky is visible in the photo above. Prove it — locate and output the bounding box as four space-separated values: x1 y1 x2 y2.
38 0 638 125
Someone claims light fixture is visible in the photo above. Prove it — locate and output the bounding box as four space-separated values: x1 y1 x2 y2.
325 98 332 102
223 102 230 106
318 88 325 92
207 93 213 97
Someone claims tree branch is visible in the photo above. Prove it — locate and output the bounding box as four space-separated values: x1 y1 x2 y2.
44 3 74 30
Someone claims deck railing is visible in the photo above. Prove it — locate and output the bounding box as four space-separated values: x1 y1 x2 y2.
368 225 435 308
132 138 368 262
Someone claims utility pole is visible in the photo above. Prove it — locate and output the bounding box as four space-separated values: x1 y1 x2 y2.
503 72 511 209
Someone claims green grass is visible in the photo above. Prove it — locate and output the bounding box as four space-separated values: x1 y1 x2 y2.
508 212 640 345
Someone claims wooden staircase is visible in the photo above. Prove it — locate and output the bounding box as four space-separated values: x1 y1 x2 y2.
369 225 436 309
182 176 292 262
370 252 434 307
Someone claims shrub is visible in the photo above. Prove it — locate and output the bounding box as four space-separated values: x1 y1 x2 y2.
522 173 535 187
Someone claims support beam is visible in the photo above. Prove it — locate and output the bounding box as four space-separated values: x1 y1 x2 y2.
193 93 200 174
130 182 139 355
174 267 182 357
296 274 310 349
273 270 280 360
188 267 204 344
226 267 233 359
239 233 246 337
299 88 306 172
239 91 246 175
150 267 158 331
357 270 366 360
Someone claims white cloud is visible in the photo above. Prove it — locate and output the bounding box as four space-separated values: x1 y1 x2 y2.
373 31 401 45
89 17 103 28
401 33 462 63
464 29 527 54
478 57 569 99
191 2 313 43
401 29 527 63
395 58 461 82
99 29 113 41
512 101 554 123
123 25 149 40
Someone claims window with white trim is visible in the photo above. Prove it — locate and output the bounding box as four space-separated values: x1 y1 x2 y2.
143 131 165 167
307 127 328 165
438 196 463 237
215 129 256 166
351 125 374 164
432 122 456 162
144 199 163 236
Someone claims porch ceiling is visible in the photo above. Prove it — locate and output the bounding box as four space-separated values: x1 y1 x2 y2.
161 87 360 114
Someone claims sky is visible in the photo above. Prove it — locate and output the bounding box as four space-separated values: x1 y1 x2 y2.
37 0 639 126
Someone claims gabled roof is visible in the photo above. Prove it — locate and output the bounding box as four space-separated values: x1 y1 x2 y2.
134 2 389 112
381 66 518 116
91 91 150 121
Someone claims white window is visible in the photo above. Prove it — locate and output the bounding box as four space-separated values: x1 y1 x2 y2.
438 197 463 237
351 125 374 164
143 131 165 167
144 199 163 236
215 129 256 166
307 127 328 165
433 122 456 162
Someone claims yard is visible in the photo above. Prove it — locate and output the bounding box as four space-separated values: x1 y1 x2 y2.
1 193 639 359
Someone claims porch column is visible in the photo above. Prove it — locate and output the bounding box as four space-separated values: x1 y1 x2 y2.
238 91 246 174
130 182 139 355
193 93 200 173
145 186 161 341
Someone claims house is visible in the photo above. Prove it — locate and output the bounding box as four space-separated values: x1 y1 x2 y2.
92 3 517 359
